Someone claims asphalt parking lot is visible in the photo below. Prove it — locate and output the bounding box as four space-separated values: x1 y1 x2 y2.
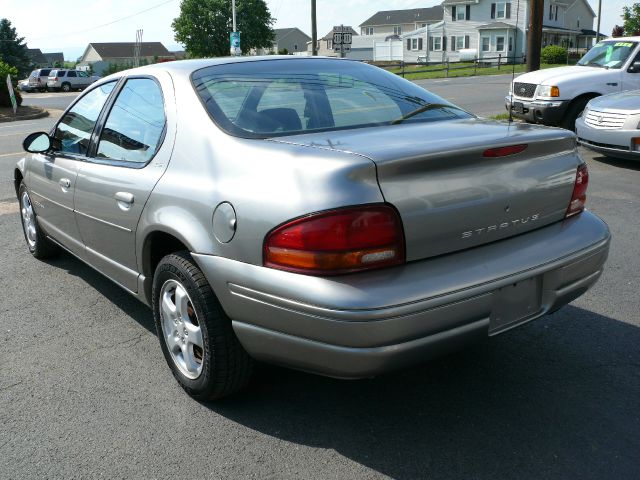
1 80 639 479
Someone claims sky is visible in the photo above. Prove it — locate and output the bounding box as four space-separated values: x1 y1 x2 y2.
0 0 628 61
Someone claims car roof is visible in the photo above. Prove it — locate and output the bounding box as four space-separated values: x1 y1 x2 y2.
100 55 351 80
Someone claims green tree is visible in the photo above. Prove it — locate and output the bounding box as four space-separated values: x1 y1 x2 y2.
0 19 31 77
172 0 274 57
623 3 640 36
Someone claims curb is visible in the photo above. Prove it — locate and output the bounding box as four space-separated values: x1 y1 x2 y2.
0 107 49 123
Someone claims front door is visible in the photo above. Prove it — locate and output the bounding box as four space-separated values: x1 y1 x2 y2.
74 77 172 292
27 81 117 255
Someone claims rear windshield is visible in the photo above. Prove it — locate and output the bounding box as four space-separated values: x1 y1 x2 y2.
577 41 638 69
192 58 472 138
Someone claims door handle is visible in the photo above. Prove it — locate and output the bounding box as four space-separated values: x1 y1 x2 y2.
114 192 134 204
59 178 71 189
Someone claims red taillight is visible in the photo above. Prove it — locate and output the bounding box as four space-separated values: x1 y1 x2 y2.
483 144 528 157
264 205 405 275
566 163 589 218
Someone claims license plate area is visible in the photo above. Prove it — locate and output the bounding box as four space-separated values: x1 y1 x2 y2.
489 277 541 335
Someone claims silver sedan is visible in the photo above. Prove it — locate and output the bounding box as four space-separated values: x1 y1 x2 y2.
16 57 610 401
576 90 640 160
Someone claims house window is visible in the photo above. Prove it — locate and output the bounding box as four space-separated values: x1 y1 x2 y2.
549 4 556 20
496 2 506 18
508 35 513 51
393 25 402 35
577 17 580 28
431 36 442 51
294 44 298 51
456 36 465 50
496 36 505 51
482 37 490 52
327 39 332 50
457 8 466 20
412 38 418 50
362 27 374 35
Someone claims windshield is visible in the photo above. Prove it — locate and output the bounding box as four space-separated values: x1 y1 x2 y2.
577 41 638 69
192 59 472 138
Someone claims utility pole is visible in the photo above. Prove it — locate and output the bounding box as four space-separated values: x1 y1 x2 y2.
595 0 602 43
232 0 237 33
311 0 318 56
526 0 543 72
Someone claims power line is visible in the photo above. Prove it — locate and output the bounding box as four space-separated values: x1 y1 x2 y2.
29 0 178 42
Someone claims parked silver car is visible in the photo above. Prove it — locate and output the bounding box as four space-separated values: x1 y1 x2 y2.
16 57 610 400
576 90 640 160
47 69 99 92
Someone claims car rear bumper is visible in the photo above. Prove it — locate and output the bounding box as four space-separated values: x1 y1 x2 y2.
193 211 610 378
505 96 570 126
576 118 640 160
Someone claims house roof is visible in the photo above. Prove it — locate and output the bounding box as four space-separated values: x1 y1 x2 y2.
360 7 443 27
402 21 445 37
580 29 607 37
542 24 581 34
274 27 311 43
478 21 516 30
43 52 64 64
26 48 47 64
89 42 170 59
320 26 359 40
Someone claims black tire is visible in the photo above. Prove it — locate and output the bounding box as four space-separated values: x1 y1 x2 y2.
61 82 71 92
152 251 253 400
560 97 592 131
18 182 59 259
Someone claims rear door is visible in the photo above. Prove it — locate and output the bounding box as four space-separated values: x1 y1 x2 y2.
27 81 117 255
73 75 175 292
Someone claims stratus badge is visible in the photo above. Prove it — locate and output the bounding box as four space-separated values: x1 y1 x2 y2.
461 213 540 239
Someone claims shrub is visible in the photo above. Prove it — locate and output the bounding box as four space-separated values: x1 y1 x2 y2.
541 45 567 64
0 60 22 108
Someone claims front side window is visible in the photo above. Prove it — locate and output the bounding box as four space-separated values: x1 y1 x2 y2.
78 71 88 77
67 71 77 78
192 59 472 139
96 78 166 164
577 41 639 69
54 81 116 155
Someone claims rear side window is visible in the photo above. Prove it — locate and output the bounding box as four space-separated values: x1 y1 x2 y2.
40 69 51 76
96 78 166 164
58 71 66 77
54 82 116 155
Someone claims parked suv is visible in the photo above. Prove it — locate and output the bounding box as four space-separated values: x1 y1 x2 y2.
47 69 99 92
505 37 640 130
28 68 53 92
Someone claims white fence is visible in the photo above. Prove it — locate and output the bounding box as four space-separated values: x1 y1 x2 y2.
373 41 403 61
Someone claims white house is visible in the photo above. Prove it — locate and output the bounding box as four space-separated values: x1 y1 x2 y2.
397 0 598 64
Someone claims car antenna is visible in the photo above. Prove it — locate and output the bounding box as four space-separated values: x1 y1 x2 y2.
508 0 522 125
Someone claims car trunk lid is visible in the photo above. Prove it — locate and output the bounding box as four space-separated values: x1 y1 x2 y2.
269 119 580 261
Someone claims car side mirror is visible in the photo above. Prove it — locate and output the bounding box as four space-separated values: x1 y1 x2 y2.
23 132 53 153
628 61 640 73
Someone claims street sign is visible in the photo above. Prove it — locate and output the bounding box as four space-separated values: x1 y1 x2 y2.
5 75 16 115
331 26 353 56
230 31 241 56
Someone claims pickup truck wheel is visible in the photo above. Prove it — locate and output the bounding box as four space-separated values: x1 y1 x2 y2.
561 97 591 131
18 183 59 259
61 82 71 92
152 251 253 400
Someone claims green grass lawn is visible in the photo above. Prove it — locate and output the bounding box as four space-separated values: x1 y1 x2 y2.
385 62 571 81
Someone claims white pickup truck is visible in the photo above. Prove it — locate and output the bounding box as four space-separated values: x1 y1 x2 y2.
505 37 640 129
